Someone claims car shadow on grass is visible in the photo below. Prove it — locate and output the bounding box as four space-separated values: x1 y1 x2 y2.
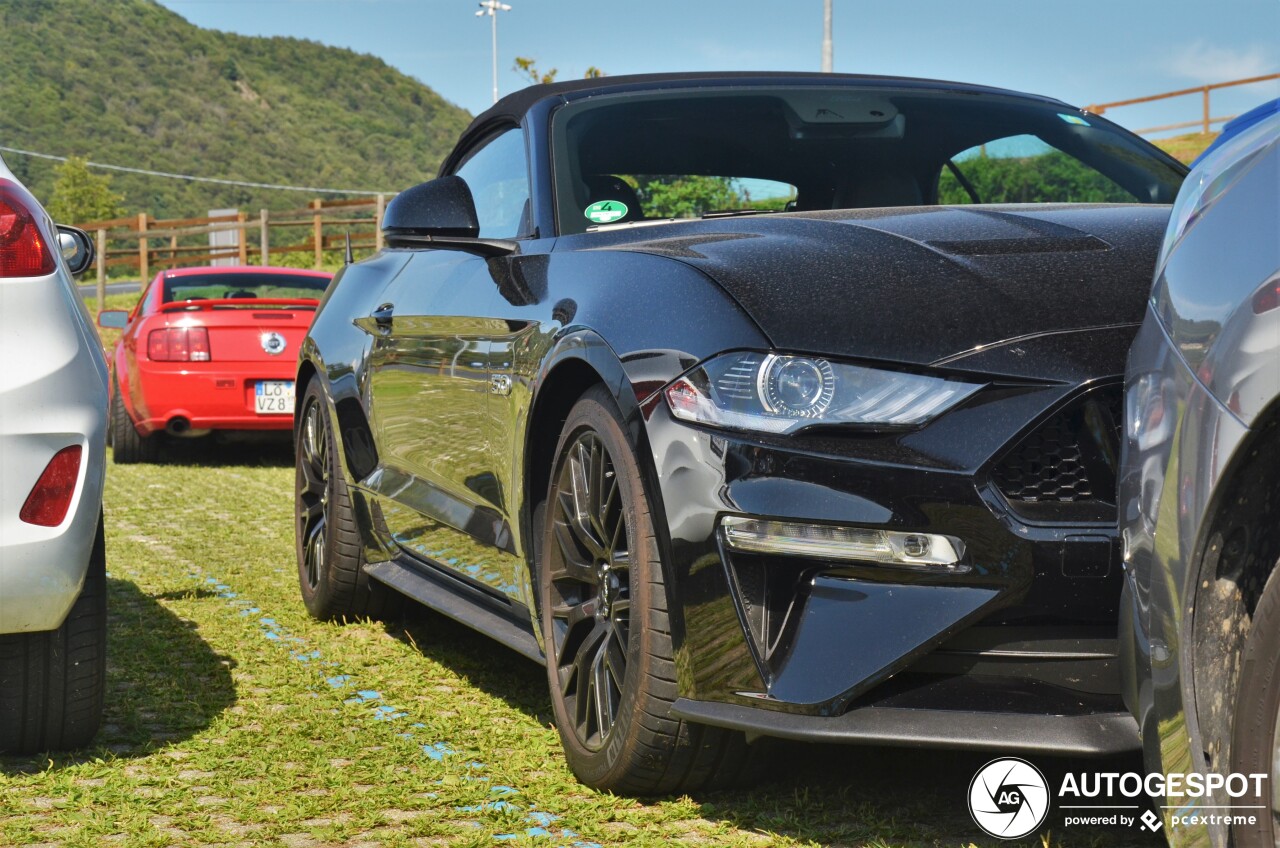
388 605 553 726
698 744 1163 847
119 434 293 468
385 606 1161 847
0 577 237 775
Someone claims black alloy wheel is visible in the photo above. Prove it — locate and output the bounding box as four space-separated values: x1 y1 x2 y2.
296 394 330 598
539 386 764 795
547 429 633 751
294 380 402 621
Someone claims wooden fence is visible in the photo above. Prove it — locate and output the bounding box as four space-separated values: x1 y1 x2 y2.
1086 72 1280 136
77 194 389 311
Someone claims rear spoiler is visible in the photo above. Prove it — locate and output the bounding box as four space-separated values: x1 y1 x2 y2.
160 298 321 313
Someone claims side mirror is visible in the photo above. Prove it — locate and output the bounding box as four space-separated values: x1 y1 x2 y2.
98 310 129 329
56 225 95 276
382 175 480 239
380 176 518 258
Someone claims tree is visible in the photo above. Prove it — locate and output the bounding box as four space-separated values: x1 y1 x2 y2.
514 57 557 85
630 175 742 218
938 152 1131 204
514 58 607 85
45 157 125 224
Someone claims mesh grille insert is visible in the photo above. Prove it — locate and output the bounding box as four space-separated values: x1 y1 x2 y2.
991 388 1122 522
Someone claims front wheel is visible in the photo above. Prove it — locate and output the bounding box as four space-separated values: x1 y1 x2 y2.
294 380 403 621
1230 557 1280 844
538 386 763 795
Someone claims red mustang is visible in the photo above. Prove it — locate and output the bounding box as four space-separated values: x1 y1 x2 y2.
99 266 332 462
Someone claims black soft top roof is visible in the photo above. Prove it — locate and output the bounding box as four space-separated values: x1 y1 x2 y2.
457 70 1067 151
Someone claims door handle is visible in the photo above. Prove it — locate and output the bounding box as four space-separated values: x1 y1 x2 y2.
371 303 394 329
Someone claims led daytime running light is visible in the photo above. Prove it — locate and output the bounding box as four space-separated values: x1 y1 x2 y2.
721 516 967 569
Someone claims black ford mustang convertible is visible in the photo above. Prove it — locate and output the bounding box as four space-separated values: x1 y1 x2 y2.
295 72 1186 794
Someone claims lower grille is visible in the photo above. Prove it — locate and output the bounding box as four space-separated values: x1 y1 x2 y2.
991 387 1122 523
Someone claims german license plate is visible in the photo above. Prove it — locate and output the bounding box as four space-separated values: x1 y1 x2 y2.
255 380 295 414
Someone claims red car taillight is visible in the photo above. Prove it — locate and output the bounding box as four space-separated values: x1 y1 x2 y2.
148 327 211 361
20 445 82 527
0 179 56 278
1254 278 1280 314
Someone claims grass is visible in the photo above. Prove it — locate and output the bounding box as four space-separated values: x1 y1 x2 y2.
0 440 1166 847
1152 132 1218 165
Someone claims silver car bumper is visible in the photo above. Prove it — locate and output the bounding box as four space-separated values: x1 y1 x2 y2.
0 270 108 634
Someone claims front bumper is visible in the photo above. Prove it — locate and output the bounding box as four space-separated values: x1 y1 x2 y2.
127 363 296 434
674 697 1138 756
642 379 1135 752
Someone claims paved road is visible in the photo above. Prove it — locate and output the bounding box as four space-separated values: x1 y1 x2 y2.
79 281 141 297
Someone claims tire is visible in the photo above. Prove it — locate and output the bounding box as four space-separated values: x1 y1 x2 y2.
1230 556 1280 844
295 379 403 621
110 377 160 464
538 385 763 795
0 513 107 754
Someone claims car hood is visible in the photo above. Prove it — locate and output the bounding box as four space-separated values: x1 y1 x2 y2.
600 204 1170 367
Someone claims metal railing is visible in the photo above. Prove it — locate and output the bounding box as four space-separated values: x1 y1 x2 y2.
1086 73 1280 136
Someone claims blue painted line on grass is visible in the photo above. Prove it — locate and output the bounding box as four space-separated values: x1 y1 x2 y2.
183 566 599 847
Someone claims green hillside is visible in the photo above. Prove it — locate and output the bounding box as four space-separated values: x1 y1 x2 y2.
1153 131 1218 164
0 0 472 219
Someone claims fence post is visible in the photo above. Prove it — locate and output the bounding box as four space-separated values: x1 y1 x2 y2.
237 211 248 265
95 229 106 314
1203 86 1211 134
375 194 385 251
260 208 270 266
312 199 323 269
169 235 178 269
137 213 149 283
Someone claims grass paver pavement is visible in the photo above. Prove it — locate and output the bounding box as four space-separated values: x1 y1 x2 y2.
1 444 1159 847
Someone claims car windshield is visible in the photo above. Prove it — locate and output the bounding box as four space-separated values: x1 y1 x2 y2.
551 86 1187 235
162 272 329 303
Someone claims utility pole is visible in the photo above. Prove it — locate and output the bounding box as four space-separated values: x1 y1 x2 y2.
821 0 833 73
476 0 512 104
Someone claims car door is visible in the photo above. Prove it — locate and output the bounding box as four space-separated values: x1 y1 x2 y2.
365 126 535 603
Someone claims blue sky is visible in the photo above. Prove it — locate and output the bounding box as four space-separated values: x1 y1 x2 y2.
157 0 1278 135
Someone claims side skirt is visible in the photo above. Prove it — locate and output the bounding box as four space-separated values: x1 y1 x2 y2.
364 556 544 664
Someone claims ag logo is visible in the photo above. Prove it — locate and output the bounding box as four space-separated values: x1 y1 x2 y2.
261 332 287 356
968 757 1050 839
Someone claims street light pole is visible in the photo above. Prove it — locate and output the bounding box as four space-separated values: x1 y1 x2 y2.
476 0 512 104
821 0 833 73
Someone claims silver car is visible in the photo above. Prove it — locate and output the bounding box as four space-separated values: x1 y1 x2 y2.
0 156 109 753
1119 105 1280 844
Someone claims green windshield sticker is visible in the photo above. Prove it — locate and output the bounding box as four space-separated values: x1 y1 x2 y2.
1058 113 1091 126
585 200 628 224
